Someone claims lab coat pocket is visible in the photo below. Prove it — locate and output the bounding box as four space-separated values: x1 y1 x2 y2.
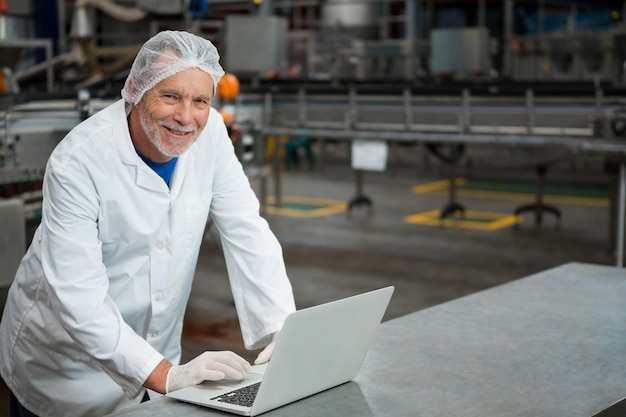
184 197 211 258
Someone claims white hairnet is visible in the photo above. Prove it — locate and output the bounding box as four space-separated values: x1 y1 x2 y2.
121 30 225 105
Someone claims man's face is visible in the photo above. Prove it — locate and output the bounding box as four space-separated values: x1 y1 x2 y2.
134 68 214 161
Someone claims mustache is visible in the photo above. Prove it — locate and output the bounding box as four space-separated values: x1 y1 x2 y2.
158 121 198 134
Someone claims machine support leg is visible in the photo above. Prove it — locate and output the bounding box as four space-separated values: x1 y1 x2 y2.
347 170 373 214
617 161 625 268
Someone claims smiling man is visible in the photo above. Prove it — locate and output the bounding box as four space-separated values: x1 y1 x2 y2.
0 31 296 417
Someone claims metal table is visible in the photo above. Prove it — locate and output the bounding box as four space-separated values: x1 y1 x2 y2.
105 262 626 417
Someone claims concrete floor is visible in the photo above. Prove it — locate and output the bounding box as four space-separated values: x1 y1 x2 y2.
0 144 617 415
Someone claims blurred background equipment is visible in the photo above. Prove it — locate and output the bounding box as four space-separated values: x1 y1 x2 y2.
0 0 625 91
0 0 626 272
223 15 288 79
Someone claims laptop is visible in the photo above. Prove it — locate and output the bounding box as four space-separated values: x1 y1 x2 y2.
166 286 394 416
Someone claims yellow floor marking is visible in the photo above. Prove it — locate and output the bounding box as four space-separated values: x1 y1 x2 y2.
412 178 608 207
404 210 521 231
262 195 348 217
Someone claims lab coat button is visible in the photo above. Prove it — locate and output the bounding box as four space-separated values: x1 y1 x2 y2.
150 331 160 338
156 241 164 250
155 291 164 301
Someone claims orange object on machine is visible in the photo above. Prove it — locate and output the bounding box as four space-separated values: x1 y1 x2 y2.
217 73 240 101
0 73 6 95
0 0 7 15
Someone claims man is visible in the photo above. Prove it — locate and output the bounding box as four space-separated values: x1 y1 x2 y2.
0 30 296 417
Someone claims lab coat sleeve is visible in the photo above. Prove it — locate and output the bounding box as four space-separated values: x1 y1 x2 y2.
207 122 296 350
39 155 163 398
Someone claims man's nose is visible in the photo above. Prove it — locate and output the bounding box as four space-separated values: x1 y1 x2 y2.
173 101 193 124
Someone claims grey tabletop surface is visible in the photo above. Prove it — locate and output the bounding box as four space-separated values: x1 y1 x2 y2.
105 262 626 417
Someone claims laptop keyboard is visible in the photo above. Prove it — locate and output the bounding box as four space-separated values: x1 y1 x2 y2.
211 382 261 407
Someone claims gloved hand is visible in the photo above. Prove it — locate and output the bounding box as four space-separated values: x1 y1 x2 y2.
166 351 251 393
254 332 280 365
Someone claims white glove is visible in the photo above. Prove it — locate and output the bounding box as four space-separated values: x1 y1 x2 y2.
254 332 280 365
166 351 251 393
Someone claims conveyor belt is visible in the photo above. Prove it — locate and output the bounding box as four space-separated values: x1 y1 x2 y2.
235 79 626 141
239 78 626 97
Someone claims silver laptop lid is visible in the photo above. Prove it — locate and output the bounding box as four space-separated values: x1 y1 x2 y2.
250 286 394 415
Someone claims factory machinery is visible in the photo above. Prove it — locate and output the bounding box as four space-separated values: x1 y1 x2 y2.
1 0 625 181
3 0 626 278
2 1 626 88
1 0 626 169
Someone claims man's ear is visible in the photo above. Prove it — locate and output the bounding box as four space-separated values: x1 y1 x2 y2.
126 79 137 103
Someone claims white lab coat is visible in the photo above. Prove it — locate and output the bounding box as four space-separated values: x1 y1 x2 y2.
0 99 295 417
